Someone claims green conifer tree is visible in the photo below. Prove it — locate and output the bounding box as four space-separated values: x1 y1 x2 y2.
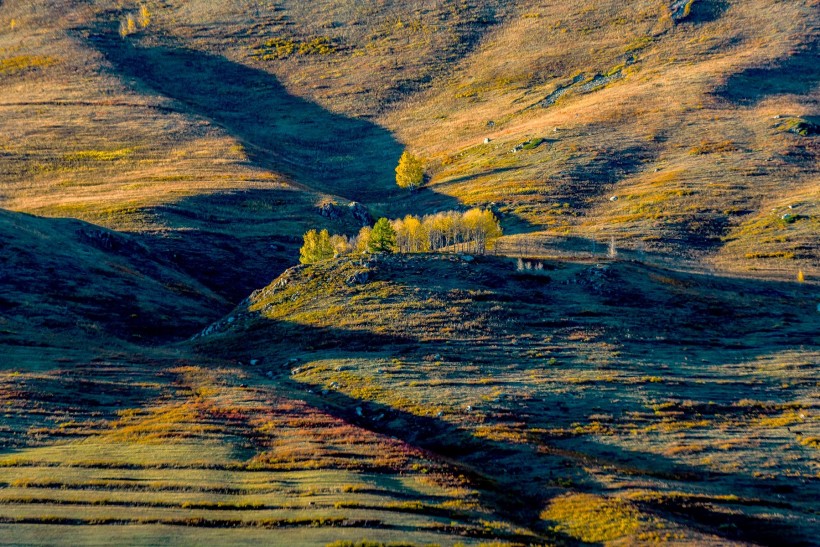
368 218 396 253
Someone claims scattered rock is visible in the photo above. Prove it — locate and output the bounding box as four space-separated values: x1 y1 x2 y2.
355 406 363 417
265 371 273 378
484 137 491 144
776 116 820 136
669 0 695 22
249 359 259 366
346 271 370 285
461 255 475 263
574 265 615 294
487 120 495 128
466 405 473 412
609 195 619 202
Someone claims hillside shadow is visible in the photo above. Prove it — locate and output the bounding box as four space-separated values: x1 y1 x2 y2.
85 24 405 203
716 40 820 105
559 145 652 210
683 0 729 24
268 363 812 545
0 208 228 343
136 188 330 302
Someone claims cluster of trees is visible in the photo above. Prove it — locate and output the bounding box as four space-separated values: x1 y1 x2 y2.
119 5 150 37
392 208 502 254
299 208 502 264
299 218 396 264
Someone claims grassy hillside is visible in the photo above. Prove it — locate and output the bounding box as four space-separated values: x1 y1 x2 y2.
4 252 816 544
1 0 817 280
386 0 819 275
194 253 819 544
0 0 818 544
0 356 540 545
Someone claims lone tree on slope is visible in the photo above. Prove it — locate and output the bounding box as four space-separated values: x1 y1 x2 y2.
395 151 424 191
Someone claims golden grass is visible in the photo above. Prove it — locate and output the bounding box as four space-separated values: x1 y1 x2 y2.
540 493 653 543
62 148 134 162
0 55 56 75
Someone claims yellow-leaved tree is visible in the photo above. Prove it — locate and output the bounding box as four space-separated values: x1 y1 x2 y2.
299 229 334 264
395 151 424 191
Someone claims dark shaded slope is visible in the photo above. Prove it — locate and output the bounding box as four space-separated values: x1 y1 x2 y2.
0 208 226 346
717 39 820 105
86 25 403 203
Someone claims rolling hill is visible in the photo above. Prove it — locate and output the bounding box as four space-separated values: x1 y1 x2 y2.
0 0 818 545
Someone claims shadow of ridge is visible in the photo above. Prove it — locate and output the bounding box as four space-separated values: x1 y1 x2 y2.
84 22 410 203
190 307 418 356
134 187 345 302
271 370 813 545
552 436 816 546
270 375 565 544
716 39 820 105
0 208 227 343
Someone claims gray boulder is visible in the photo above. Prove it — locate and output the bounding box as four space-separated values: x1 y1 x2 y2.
346 271 370 285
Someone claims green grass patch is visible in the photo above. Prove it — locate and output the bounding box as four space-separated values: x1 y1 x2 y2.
521 138 545 150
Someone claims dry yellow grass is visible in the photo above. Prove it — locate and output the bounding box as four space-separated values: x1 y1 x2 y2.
1 0 817 279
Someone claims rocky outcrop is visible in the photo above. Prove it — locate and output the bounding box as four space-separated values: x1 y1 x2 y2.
318 202 342 220
349 202 373 226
